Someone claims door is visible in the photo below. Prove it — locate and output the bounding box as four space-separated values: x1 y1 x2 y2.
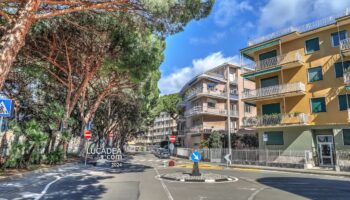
316 135 334 166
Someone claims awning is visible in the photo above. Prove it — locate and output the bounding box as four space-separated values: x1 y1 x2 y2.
241 40 280 60
242 66 282 80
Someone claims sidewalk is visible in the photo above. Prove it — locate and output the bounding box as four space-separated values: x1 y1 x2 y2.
170 156 350 178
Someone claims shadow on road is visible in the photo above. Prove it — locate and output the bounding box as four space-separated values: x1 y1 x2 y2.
257 176 350 199
43 174 113 200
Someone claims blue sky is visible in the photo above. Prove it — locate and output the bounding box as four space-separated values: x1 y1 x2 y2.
159 0 350 95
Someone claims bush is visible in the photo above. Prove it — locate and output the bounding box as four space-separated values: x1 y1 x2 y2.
46 150 64 165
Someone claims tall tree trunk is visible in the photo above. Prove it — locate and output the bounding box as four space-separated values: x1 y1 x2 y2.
0 0 40 89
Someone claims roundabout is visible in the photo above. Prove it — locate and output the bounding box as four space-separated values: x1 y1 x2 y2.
158 172 238 183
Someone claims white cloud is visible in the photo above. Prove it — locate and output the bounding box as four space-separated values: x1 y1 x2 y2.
189 32 227 45
214 0 253 27
159 52 240 95
258 0 350 31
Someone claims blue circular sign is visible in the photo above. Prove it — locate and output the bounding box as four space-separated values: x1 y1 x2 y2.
190 151 201 163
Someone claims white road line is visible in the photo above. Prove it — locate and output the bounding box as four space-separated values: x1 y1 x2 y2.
35 175 61 200
247 187 266 200
154 168 174 200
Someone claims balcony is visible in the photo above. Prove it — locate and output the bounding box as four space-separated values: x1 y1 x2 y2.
243 52 303 73
176 100 187 108
185 125 236 133
242 82 306 102
340 38 350 57
344 71 350 85
185 87 238 101
242 113 309 127
185 106 239 118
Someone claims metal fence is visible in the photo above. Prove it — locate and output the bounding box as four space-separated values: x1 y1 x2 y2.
175 148 308 168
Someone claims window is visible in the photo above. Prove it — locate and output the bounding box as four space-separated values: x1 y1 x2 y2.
260 76 279 88
331 30 347 47
207 99 216 108
311 97 326 113
305 37 320 54
343 129 350 145
338 94 350 111
244 103 252 113
334 61 350 78
207 82 216 90
308 67 323 82
259 50 277 61
262 103 281 115
265 131 284 145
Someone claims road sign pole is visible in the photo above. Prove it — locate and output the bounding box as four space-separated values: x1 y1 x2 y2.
84 139 89 166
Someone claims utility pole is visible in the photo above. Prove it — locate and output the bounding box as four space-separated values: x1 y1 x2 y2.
226 65 232 164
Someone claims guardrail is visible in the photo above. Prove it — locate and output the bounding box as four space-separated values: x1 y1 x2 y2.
242 113 309 127
242 82 305 100
242 52 303 71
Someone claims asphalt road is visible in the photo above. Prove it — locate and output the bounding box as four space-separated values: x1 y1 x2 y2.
1 153 350 200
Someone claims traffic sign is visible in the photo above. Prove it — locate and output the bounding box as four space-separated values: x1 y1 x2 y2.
84 130 92 139
169 135 176 143
0 99 13 117
109 132 113 138
86 122 93 130
190 151 201 163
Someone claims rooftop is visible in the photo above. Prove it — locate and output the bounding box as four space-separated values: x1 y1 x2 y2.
247 8 350 47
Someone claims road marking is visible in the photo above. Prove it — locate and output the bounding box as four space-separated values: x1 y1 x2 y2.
247 187 266 200
154 168 174 200
35 175 61 200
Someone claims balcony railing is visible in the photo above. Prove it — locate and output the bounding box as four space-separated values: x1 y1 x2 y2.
185 125 236 133
242 52 303 71
185 106 239 117
242 113 309 127
242 82 305 100
340 39 350 55
248 8 350 46
344 71 350 84
185 87 238 100
207 72 225 79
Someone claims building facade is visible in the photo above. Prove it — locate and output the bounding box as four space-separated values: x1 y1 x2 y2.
240 9 350 167
136 112 177 146
177 63 256 148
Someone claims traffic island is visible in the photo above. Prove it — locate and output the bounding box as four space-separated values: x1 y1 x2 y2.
160 172 237 183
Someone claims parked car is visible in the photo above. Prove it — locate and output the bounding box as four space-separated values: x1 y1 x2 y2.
158 149 170 159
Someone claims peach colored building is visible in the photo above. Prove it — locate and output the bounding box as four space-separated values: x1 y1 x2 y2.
177 63 256 148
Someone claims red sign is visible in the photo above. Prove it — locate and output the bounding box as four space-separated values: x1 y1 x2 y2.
84 130 92 139
109 132 113 138
169 135 176 143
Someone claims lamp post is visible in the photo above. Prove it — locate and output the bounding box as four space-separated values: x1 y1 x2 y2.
226 65 232 164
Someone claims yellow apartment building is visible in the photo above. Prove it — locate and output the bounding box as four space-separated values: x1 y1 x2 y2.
240 8 350 167
177 63 256 148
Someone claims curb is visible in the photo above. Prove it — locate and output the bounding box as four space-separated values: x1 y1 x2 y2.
0 162 80 182
225 165 350 178
171 156 350 178
160 174 236 183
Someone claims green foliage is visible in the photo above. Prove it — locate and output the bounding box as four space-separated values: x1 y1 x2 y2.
150 93 181 121
46 150 64 165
